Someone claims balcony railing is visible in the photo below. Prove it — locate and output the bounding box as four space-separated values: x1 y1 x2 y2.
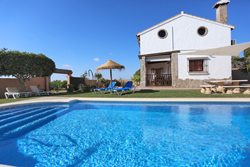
146 74 172 86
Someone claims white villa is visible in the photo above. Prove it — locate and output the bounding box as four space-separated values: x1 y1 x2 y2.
137 0 236 88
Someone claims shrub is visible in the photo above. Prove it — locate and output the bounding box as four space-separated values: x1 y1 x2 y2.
131 69 140 85
78 84 85 92
90 81 96 89
114 80 121 87
120 80 126 87
61 80 67 89
104 80 121 87
50 80 62 92
67 84 75 93
84 85 91 92
78 84 91 92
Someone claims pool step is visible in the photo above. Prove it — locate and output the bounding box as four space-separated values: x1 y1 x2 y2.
0 107 40 120
0 107 70 140
0 107 53 126
0 107 24 115
0 108 60 136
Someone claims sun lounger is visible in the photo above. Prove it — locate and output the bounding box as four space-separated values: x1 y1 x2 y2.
30 86 53 96
5 87 31 99
94 82 116 94
110 81 136 96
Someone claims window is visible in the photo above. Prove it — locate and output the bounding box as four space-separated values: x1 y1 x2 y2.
197 26 208 36
187 57 208 74
158 29 168 39
189 60 203 71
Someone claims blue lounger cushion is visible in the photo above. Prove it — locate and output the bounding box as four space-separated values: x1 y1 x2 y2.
110 81 135 95
94 82 116 93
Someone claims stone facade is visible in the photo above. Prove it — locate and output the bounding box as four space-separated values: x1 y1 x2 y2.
173 77 232 88
140 56 146 87
216 4 228 24
171 53 178 87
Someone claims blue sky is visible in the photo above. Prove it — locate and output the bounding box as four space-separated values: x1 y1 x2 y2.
0 0 249 81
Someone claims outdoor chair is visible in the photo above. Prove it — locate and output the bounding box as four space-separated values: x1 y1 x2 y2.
94 82 117 94
110 81 136 96
5 87 31 99
30 86 54 96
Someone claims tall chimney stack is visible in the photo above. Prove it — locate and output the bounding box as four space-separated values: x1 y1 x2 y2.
213 0 230 24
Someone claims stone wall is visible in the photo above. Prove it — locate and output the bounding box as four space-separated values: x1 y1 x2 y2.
140 56 146 87
173 77 232 88
171 53 178 87
216 4 228 24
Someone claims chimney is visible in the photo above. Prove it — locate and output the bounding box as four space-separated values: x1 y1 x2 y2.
213 0 230 24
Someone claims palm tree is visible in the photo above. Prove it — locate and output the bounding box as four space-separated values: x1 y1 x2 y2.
95 73 103 88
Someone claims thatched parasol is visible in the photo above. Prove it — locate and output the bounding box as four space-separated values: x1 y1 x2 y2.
96 60 125 93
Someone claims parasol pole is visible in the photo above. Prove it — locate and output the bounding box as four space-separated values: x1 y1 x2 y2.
110 69 113 94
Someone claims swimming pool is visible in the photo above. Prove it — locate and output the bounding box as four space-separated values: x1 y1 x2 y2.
0 101 250 166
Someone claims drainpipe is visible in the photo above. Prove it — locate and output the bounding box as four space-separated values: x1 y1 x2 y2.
171 27 174 51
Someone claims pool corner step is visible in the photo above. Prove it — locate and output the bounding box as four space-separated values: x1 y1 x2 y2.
0 107 70 140
0 107 53 126
0 108 60 136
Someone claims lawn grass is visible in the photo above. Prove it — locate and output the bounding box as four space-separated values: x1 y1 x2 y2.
1 90 250 105
56 90 250 98
0 96 41 104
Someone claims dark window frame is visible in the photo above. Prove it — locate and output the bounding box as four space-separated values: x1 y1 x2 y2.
158 29 168 39
187 58 208 73
197 26 208 37
189 60 204 71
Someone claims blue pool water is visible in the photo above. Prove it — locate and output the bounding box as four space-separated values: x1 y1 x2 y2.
0 102 250 166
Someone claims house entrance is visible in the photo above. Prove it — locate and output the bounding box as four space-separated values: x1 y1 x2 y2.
146 61 172 86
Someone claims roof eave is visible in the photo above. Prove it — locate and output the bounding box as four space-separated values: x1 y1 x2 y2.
138 50 180 59
136 12 236 36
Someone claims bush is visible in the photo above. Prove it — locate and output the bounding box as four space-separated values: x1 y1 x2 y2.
61 80 67 89
50 80 62 92
100 78 108 86
78 84 85 92
120 80 126 87
67 84 75 93
114 80 121 87
90 81 96 89
131 69 140 85
104 80 121 87
84 85 92 92
78 84 91 92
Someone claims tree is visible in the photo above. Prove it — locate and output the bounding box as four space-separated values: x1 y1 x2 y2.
131 69 140 85
61 80 67 89
244 47 250 57
0 49 55 91
95 73 102 88
232 47 250 74
100 78 108 87
50 80 62 92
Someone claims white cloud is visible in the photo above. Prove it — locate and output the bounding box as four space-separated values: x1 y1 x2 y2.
63 64 72 68
94 58 100 61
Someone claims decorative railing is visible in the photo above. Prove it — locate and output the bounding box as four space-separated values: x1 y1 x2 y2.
146 74 172 86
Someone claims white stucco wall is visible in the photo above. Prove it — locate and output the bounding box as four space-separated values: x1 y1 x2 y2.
140 14 232 54
139 13 233 80
178 55 231 80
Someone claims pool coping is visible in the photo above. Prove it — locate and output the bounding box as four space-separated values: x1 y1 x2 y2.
1 97 250 109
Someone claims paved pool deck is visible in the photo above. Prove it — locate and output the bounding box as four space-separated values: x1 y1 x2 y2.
1 97 250 108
